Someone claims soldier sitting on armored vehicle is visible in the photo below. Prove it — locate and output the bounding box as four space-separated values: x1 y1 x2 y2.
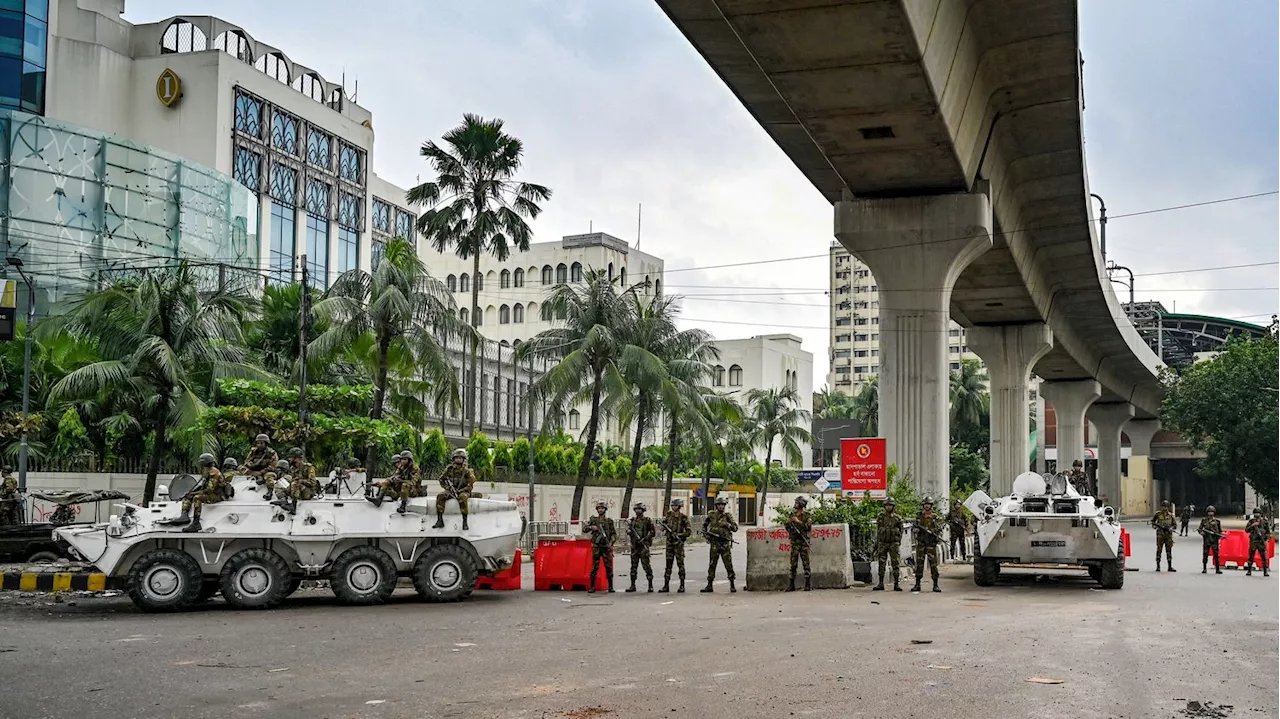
0 465 19 526
434 448 476 530
159 453 230 532
369 451 421 513
241 434 279 479
272 447 320 514
222 456 239 481
262 458 289 500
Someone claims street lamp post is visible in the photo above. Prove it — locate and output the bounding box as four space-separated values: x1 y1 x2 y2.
1090 193 1107 263
6 256 34 491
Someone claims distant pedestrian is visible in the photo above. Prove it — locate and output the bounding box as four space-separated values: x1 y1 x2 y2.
946 500 969 560
1179 503 1194 536
1151 500 1178 572
1196 506 1223 574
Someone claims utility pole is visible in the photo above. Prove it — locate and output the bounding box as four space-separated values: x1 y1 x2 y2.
526 355 535 525
5 257 34 491
1091 193 1107 263
298 256 310 455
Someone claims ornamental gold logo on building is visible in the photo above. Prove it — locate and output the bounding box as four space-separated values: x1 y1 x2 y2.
156 68 182 107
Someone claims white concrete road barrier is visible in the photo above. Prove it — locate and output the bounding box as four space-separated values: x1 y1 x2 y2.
745 523 853 591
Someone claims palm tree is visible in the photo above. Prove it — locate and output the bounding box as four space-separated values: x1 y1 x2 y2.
246 283 312 380
45 263 264 503
519 268 644 522
744 386 812 519
407 113 551 433
852 376 879 436
689 394 748 511
950 358 988 437
655 333 719 513
815 386 856 419
311 236 468 469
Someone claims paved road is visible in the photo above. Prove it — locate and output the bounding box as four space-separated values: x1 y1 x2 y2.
0 525 1273 719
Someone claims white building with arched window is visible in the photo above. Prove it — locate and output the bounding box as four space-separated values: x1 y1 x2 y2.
710 334 814 467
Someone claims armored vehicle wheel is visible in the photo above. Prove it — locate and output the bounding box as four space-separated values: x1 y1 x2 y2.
285 576 303 597
973 557 1000 587
1097 558 1124 589
195 579 220 603
413 544 477 603
126 548 203 613
219 548 290 609
1087 565 1102 582
27 550 61 564
331 546 397 605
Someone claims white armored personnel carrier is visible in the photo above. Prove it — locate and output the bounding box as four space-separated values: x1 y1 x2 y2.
964 471 1125 589
53 471 523 612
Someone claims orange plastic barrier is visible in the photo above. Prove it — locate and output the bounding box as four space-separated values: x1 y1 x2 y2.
475 549 522 590
1218 530 1275 568
1120 527 1131 558
533 537 610 591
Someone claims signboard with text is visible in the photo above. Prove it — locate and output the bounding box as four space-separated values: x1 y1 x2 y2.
840 438 887 499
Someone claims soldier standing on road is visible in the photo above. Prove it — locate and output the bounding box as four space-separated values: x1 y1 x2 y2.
1151 499 1178 572
434 448 476 530
1179 503 1194 536
785 496 813 592
0 465 20 526
701 496 739 593
1197 506 1223 575
873 498 904 592
913 497 943 593
585 501 617 594
1245 508 1271 577
658 498 692 593
242 434 279 480
947 499 969 561
626 502 656 593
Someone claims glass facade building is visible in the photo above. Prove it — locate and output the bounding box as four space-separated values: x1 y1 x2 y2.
0 110 260 317
0 0 46 114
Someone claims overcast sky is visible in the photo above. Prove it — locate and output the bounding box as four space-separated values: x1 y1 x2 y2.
127 1 1280 383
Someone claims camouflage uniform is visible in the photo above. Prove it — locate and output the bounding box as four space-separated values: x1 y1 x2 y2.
378 461 421 501
49 504 76 525
1179 504 1193 536
1245 512 1271 577
946 503 969 560
183 467 228 520
1197 514 1223 573
659 507 692 592
243 444 279 477
873 506 904 591
435 465 476 515
282 461 320 501
627 512 656 591
913 509 944 591
584 511 617 592
785 506 812 591
1068 468 1089 496
0 470 19 526
701 504 738 592
1151 505 1178 571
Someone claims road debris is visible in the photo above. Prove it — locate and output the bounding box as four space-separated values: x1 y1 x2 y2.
1180 701 1233 718
910 640 932 645
563 708 612 718
1025 677 1064 685
365 700 386 705
927 665 952 670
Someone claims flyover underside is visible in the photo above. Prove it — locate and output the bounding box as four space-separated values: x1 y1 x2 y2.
656 0 1163 416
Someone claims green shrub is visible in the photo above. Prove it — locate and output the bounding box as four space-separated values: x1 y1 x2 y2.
421 428 450 476
511 437 532 472
466 431 492 479
492 440 512 468
637 461 662 483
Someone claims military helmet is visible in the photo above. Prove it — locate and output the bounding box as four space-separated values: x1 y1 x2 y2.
714 496 728 506
452 448 467 459
1206 505 1216 513
276 459 290 470
633 502 646 512
794 496 808 507
884 498 896 507
670 498 684 508
1 465 11 473
346 457 360 468
222 457 238 469
922 496 934 506
198 453 216 466
1161 499 1171 507
289 447 303 458
595 501 608 510
1254 507 1263 515
1072 459 1083 467
400 449 414 460
255 433 269 443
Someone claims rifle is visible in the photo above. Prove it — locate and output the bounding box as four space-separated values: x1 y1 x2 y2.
657 519 686 546
912 522 942 542
1198 528 1225 540
700 520 738 545
586 521 614 548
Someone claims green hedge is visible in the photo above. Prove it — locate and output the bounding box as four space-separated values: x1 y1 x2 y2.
215 378 374 416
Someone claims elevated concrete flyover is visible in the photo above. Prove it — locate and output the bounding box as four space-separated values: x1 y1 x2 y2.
656 0 1164 500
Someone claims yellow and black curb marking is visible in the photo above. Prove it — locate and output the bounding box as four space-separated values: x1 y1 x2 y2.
1 572 118 592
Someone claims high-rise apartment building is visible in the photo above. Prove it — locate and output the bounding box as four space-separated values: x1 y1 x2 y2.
827 243 981 392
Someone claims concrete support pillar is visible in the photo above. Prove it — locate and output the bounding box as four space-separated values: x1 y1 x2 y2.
834 192 992 500
1039 380 1101 473
1125 419 1161 515
1086 402 1134 509
1034 383 1046 474
967 324 1053 496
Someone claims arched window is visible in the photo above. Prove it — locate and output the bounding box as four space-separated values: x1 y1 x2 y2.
460 307 468 324
644 275 651 295
513 304 524 323
619 267 626 286
475 274 484 292
447 274 457 292
513 268 525 288
556 263 568 284
541 303 553 321
568 409 581 431
500 340 511 348
570 262 583 282
729 365 743 387
541 265 553 285
500 305 511 324
459 273 470 293
212 30 253 62
292 72 325 102
654 278 662 297
254 52 290 84
608 262 615 281
501 269 511 289
474 307 483 326
512 339 522 350
160 19 208 54
555 303 566 321
713 365 726 387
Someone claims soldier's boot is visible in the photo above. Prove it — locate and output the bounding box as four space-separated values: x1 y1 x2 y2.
607 578 615 593
626 578 638 593
181 515 203 533
1245 563 1253 576
803 574 811 592
157 512 190 526
659 576 671 593
647 578 654 593
1167 556 1176 572
1202 561 1208 574
677 579 686 593
1264 563 1270 578
263 490 274 501
1215 564 1223 575
432 513 445 529
729 578 736 594
931 580 941 593
872 581 885 591
911 579 922 593
365 495 384 508
892 578 902 591
461 516 469 531
396 499 408 515
700 580 714 593
786 574 797 592
1155 559 1161 572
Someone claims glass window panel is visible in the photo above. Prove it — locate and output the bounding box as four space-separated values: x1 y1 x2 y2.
233 147 260 192
268 164 296 205
19 60 42 114
372 198 390 232
271 112 298 155
26 0 48 22
0 55 19 108
306 215 328 289
234 92 262 137
23 15 44 68
269 200 295 285
371 238 386 271
305 179 329 218
338 192 361 230
0 10 22 59
395 210 413 244
339 143 362 183
337 227 358 274
306 128 330 169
